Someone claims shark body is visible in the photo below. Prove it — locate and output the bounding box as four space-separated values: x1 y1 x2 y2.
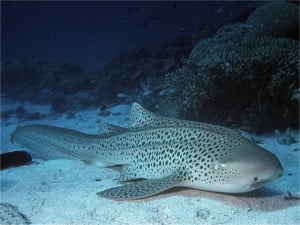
11 103 283 200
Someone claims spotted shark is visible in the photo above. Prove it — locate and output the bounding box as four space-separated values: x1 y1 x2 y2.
10 103 283 200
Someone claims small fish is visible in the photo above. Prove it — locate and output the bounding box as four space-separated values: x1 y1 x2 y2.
142 90 153 97
116 93 127 98
217 7 224 14
11 103 283 200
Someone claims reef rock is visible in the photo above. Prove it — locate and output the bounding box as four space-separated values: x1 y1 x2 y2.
0 151 32 170
246 1 299 40
163 23 299 132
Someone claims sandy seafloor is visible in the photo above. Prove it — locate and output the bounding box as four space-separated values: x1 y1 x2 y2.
1 99 299 225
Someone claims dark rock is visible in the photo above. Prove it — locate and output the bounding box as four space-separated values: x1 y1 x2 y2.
15 106 27 115
14 106 29 119
25 112 45 120
1 110 13 119
66 112 76 119
112 112 121 116
0 151 32 170
51 95 70 113
98 110 111 116
99 104 108 112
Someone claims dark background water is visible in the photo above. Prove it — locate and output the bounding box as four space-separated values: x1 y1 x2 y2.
2 1 254 69
1 1 299 133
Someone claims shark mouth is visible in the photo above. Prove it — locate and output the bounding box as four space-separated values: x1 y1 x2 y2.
250 177 271 189
250 170 283 190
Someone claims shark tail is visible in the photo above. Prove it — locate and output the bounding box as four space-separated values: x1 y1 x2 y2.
10 124 100 161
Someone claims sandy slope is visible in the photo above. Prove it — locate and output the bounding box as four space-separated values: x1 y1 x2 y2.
1 102 299 224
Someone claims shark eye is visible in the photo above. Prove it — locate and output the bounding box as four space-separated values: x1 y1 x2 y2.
253 177 258 182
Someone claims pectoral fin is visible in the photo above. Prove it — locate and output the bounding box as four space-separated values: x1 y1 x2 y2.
97 171 182 200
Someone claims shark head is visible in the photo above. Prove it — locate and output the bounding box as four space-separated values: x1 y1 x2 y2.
185 134 283 193
215 143 283 193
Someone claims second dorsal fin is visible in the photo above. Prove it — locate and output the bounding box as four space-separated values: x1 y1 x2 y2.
98 121 127 136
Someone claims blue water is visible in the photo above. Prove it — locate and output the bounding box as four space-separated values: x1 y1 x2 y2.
2 1 253 69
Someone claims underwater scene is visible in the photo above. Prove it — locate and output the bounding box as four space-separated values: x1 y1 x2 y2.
1 1 299 224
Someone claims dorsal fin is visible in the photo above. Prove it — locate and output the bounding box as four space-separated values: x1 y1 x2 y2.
129 102 158 128
98 121 127 136
129 102 241 137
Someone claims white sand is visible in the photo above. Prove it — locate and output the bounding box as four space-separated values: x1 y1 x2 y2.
1 102 299 224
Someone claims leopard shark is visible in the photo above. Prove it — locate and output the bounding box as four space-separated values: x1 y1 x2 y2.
10 103 283 200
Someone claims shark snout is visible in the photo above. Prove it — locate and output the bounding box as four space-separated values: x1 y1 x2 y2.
246 151 284 191
220 145 284 193
250 164 283 189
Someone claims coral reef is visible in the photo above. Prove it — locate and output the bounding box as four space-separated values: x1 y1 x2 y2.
163 23 299 131
1 105 47 121
1 2 297 130
1 16 227 113
1 30 200 114
1 59 97 113
94 36 196 104
245 1 299 40
275 128 297 145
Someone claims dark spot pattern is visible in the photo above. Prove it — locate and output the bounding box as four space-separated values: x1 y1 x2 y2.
11 103 265 200
97 171 182 200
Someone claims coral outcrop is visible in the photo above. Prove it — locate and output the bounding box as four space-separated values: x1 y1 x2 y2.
94 34 197 104
246 1 299 40
163 23 299 131
1 59 97 113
